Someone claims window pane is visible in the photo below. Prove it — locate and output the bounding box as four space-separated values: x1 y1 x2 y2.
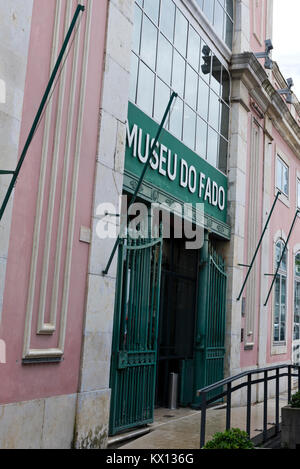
221 67 230 103
295 253 300 277
169 97 183 140
187 26 200 71
160 0 175 42
140 15 158 70
185 65 198 109
154 78 170 122
211 56 222 95
220 102 229 138
219 137 228 173
198 78 209 120
200 43 211 82
207 127 219 167
172 50 185 97
174 9 188 57
157 34 173 84
144 0 160 24
281 277 286 341
226 0 233 18
196 117 207 158
214 1 224 39
133 5 142 54
276 160 282 191
274 277 280 342
137 62 154 116
209 91 220 130
183 105 196 149
129 53 139 102
225 14 233 49
283 164 289 195
203 0 214 23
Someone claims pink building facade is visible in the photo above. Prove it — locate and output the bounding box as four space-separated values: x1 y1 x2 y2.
0 0 299 448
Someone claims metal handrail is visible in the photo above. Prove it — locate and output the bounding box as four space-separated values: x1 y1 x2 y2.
197 364 300 448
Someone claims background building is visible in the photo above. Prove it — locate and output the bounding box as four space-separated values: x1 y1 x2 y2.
0 0 299 449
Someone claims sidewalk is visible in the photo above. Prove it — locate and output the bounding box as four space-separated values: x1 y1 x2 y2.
116 394 289 449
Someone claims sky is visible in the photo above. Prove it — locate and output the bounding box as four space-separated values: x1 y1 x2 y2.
272 0 300 98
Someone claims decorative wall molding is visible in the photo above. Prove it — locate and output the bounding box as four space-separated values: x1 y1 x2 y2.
23 0 93 360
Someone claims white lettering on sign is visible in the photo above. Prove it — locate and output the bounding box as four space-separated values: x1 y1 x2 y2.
126 122 226 212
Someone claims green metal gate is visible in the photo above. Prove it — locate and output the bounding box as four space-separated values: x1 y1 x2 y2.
194 235 227 405
205 245 227 400
109 235 163 435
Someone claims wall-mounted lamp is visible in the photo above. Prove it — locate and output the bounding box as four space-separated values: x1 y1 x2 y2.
277 78 294 104
254 39 273 70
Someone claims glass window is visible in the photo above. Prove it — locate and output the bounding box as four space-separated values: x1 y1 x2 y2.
196 117 207 158
198 78 209 120
207 127 219 167
211 56 222 95
209 91 220 130
154 78 170 122
144 0 160 24
185 65 198 109
203 0 214 23
137 62 155 115
294 254 300 345
200 43 211 82
174 9 188 57
129 53 139 102
214 1 224 39
273 240 288 343
157 34 173 84
133 5 142 54
130 0 231 173
183 105 196 150
169 97 183 140
195 0 233 48
140 15 157 70
187 26 200 72
276 157 289 196
172 50 185 98
160 0 175 42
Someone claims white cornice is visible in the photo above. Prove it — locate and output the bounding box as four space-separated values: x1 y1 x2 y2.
231 53 300 156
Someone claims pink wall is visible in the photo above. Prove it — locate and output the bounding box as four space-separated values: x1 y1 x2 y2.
249 0 268 53
0 0 108 405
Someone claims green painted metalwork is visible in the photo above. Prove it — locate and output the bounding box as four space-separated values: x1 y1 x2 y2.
109 233 163 435
193 233 227 406
0 4 85 222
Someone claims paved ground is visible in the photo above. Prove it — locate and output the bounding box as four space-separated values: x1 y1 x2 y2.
114 394 289 449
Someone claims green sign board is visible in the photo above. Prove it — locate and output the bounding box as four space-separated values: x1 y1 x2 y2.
124 102 230 239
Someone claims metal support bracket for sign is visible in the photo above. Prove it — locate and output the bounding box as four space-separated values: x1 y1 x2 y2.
264 208 300 306
102 91 178 276
0 4 85 222
236 191 281 301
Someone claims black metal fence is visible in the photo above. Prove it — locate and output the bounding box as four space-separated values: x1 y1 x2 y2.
197 364 300 448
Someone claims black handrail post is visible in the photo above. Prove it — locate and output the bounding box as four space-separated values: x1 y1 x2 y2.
263 371 268 443
275 368 280 435
200 392 207 449
288 365 292 403
246 374 252 437
226 382 232 431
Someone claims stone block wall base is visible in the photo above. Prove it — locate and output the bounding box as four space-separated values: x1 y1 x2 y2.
73 389 111 449
281 406 300 449
0 394 77 449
